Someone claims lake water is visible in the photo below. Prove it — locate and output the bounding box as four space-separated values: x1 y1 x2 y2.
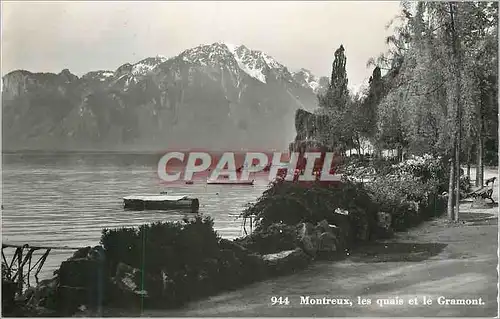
1 152 269 280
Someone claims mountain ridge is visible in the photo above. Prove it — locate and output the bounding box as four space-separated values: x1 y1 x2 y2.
2 42 330 151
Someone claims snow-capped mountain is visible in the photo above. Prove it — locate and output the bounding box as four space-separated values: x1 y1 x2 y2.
81 70 115 82
224 43 290 83
291 68 329 94
2 42 330 151
174 43 293 84
131 55 169 76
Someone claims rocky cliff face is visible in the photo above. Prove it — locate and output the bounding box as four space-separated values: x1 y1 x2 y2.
2 43 328 151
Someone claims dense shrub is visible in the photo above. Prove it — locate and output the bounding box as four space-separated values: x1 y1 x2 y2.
100 215 272 309
390 154 447 189
234 223 299 255
372 157 401 175
368 174 439 205
337 159 377 181
243 153 451 241
421 193 448 219
242 178 378 244
364 154 449 230
100 227 141 277
392 154 444 174
101 215 221 288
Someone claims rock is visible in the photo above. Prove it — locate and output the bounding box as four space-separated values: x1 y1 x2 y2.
108 262 149 309
233 223 299 254
113 263 145 293
214 247 267 291
316 220 333 233
262 248 311 276
12 265 90 316
57 257 107 314
313 220 345 259
316 232 338 259
58 258 100 288
53 246 97 277
219 238 267 282
25 277 59 310
56 245 105 288
296 222 320 257
296 220 345 259
329 210 353 244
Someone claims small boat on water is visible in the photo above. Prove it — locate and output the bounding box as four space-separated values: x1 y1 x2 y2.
123 195 199 211
206 167 255 185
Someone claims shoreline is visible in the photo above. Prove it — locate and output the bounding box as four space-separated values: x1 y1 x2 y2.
3 164 497 317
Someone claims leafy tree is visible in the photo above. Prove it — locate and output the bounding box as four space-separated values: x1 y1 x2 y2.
365 1 497 220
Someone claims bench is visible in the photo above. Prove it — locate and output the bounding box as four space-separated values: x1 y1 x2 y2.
468 176 496 203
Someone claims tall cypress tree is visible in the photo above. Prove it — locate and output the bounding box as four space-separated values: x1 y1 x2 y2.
362 66 384 136
315 44 354 153
320 45 350 111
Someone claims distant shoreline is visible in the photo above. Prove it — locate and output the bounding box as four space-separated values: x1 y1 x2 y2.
2 149 164 155
1 149 290 155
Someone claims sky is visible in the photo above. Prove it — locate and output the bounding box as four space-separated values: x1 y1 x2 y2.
2 1 402 89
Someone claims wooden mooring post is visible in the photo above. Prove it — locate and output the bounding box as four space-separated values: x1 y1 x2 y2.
241 215 255 236
2 243 82 296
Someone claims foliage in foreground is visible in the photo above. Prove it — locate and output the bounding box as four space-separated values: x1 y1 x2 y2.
100 215 268 308
242 154 454 240
242 178 378 243
101 216 221 277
